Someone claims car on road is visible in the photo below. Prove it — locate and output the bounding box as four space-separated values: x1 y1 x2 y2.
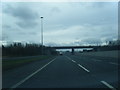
59 52 63 55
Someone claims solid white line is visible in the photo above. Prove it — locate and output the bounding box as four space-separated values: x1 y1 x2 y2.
78 64 90 72
10 58 56 88
109 62 118 66
101 81 116 90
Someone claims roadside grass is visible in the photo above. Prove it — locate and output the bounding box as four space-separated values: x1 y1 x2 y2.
2 55 54 71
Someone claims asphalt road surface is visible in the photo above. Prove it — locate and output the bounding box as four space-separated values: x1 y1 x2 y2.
2 54 119 89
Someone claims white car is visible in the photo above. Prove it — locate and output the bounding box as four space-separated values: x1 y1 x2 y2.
59 52 63 55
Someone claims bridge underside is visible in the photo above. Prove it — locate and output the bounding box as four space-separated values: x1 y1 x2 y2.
52 46 99 49
52 46 99 54
51 45 119 54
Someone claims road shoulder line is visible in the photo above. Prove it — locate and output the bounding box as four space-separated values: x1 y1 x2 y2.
10 58 56 88
109 62 118 66
101 81 116 90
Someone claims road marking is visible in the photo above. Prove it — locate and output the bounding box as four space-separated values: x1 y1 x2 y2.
109 62 118 66
93 59 102 62
65 56 71 60
71 60 76 63
66 56 90 72
66 56 76 63
10 58 56 88
77 64 90 73
101 81 116 90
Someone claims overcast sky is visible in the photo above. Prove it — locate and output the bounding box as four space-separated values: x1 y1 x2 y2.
1 2 118 46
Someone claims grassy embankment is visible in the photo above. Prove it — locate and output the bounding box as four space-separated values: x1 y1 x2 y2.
79 50 119 58
2 55 54 71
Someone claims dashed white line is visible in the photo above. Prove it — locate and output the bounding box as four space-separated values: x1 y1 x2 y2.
101 81 116 90
71 60 76 63
66 56 76 63
10 58 56 88
92 59 102 62
65 56 71 60
77 64 90 73
66 56 117 89
109 62 118 66
66 56 90 72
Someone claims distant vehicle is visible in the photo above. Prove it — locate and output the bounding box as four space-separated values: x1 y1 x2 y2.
59 52 63 55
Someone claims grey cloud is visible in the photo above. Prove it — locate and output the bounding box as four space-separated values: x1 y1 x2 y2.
101 33 117 38
2 2 117 46
16 32 27 35
2 34 9 41
3 5 38 21
16 31 37 36
51 7 61 13
90 2 107 8
3 4 39 29
2 25 11 29
67 2 106 10
16 21 38 28
47 2 117 28
81 38 102 45
102 36 117 42
46 42 60 46
80 35 117 45
28 32 37 35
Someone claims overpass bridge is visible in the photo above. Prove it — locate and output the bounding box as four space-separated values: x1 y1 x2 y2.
51 45 119 54
51 46 101 54
52 46 100 49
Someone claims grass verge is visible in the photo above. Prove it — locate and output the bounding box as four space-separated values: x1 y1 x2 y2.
2 55 54 71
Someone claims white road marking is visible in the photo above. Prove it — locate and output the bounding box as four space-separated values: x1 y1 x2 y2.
71 60 76 63
101 81 116 90
109 62 118 66
93 59 102 62
10 58 56 88
65 56 71 60
77 64 90 73
66 56 90 72
66 56 76 63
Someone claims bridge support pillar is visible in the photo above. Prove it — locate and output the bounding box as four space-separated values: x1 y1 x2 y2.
71 48 74 55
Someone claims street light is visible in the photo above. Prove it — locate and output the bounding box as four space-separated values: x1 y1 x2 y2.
40 16 43 55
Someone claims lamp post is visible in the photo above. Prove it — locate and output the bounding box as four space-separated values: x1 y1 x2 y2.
41 16 43 55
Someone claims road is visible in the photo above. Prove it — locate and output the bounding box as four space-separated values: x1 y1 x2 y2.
2 54 119 89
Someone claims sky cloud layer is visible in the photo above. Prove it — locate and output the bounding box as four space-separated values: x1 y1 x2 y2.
3 4 39 29
2 2 118 46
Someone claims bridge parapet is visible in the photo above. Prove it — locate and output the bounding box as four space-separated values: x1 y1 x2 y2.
52 46 100 49
51 45 119 51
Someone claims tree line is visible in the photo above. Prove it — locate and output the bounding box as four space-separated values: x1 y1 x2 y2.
2 43 58 57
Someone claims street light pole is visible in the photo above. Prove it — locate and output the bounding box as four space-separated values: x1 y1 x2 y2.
41 16 43 55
